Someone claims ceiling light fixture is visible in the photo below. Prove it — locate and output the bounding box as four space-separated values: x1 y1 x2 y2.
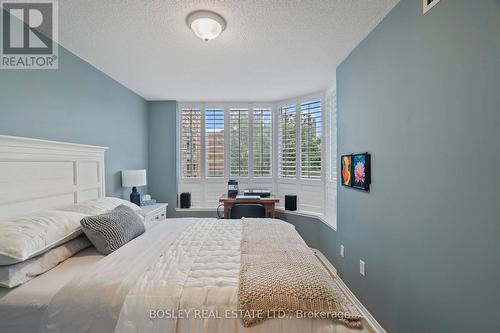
187 10 226 42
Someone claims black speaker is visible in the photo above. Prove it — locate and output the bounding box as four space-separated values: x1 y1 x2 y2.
285 195 297 211
180 192 191 209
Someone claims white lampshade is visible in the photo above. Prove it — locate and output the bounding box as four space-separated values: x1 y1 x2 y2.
121 169 147 188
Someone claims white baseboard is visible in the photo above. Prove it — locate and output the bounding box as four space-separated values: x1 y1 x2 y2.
312 249 388 333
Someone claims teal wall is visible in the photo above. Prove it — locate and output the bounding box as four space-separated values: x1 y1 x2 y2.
277 212 321 249
147 101 178 216
0 13 148 197
336 0 500 332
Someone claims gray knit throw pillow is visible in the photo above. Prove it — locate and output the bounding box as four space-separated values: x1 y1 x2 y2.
80 205 145 255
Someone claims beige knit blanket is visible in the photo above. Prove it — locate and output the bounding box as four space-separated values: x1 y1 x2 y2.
238 219 363 328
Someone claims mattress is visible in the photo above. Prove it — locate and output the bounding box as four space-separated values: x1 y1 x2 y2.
0 247 104 333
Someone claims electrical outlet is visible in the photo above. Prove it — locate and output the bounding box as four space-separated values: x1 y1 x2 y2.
340 245 345 258
359 260 366 277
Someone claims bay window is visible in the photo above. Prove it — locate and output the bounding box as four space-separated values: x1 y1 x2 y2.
178 92 334 226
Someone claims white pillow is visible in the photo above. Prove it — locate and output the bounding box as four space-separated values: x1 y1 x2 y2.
58 197 141 215
0 236 91 288
0 210 87 265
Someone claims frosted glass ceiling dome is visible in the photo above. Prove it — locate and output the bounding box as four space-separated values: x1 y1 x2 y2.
187 10 226 42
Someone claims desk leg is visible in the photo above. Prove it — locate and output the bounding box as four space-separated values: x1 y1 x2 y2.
263 204 276 218
270 205 276 218
224 203 231 219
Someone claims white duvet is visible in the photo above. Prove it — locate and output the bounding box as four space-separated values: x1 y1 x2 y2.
40 218 369 333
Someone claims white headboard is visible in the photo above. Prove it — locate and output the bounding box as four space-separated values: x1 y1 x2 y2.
0 135 108 218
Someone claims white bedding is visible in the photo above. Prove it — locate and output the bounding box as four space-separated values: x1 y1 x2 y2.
0 247 104 333
39 218 370 333
0 210 87 265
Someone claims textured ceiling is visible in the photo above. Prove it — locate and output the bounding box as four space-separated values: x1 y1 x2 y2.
58 0 399 101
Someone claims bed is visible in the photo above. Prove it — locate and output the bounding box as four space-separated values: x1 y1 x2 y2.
0 136 370 333
0 247 103 332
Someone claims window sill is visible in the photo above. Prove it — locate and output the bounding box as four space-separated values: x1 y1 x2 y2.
175 207 217 212
276 209 337 231
276 208 322 218
174 207 337 231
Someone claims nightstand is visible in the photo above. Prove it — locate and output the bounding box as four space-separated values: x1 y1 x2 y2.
140 203 168 229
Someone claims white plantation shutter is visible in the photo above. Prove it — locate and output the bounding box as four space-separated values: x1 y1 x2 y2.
279 105 297 178
205 108 225 177
181 108 202 178
252 108 272 177
300 100 322 179
178 96 328 213
230 109 249 177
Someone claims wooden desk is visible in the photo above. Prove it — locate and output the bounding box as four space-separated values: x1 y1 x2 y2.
219 196 280 219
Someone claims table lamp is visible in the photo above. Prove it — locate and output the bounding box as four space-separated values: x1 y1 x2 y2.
121 169 147 206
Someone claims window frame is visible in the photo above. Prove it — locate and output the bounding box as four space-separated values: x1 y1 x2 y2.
277 93 324 182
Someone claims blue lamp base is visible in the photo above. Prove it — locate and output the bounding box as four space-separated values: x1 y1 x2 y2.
130 186 141 206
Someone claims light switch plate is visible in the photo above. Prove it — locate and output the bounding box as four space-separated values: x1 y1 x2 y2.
359 260 366 276
340 245 345 258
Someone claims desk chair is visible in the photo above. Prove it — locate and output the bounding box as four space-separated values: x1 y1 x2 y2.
230 204 266 219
